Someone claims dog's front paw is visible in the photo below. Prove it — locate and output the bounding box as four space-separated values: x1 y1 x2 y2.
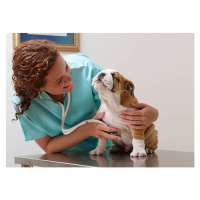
89 148 106 155
130 148 147 157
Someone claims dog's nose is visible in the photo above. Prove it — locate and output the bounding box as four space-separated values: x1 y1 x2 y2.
98 73 106 80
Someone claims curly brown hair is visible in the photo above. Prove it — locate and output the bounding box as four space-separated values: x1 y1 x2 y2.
12 39 59 120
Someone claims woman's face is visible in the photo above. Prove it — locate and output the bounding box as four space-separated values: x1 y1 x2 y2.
41 54 73 97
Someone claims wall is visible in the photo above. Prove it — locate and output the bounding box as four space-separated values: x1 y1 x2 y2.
6 33 194 167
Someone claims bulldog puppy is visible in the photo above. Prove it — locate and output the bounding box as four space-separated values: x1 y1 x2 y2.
89 69 158 157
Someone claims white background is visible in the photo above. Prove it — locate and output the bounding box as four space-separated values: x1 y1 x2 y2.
1 0 200 200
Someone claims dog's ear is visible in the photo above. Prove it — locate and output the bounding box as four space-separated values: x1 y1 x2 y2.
124 81 134 97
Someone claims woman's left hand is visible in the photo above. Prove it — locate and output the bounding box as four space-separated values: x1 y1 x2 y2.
120 103 159 130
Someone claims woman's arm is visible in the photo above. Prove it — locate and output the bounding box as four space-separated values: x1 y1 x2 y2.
35 112 121 153
35 126 90 154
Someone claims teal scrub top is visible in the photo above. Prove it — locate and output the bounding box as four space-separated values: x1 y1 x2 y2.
12 53 113 153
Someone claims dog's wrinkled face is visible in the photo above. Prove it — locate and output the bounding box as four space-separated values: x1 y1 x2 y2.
92 69 134 98
92 69 117 91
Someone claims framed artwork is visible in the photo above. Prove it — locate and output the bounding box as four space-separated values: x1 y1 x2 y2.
13 33 80 51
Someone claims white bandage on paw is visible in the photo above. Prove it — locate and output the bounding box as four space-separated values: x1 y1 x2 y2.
130 139 147 157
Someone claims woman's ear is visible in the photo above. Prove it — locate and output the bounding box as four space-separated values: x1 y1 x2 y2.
124 81 134 97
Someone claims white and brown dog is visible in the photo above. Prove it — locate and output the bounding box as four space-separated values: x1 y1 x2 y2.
89 69 158 157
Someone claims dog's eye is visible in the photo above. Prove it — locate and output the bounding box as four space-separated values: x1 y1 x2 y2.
114 76 119 82
111 73 120 82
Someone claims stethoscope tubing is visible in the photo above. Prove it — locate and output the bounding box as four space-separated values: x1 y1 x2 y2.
39 91 107 135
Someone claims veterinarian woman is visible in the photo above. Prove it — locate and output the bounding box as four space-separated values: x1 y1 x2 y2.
12 39 159 154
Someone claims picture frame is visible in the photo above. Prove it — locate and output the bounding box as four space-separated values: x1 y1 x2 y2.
13 33 80 52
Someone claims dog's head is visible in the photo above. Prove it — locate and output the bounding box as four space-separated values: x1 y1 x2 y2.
92 69 135 103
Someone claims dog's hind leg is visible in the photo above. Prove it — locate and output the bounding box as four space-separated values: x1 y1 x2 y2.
145 130 158 154
144 124 158 154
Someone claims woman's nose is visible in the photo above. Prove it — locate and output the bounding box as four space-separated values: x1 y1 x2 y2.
63 73 71 82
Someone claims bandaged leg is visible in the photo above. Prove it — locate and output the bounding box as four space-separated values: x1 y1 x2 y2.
130 129 147 157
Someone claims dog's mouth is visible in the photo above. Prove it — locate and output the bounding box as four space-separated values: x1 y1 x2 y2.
93 79 107 91
95 79 106 86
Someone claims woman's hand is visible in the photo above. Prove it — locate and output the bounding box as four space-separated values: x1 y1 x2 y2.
120 103 159 130
83 112 121 140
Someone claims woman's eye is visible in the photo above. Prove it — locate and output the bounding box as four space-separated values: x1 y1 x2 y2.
57 78 62 84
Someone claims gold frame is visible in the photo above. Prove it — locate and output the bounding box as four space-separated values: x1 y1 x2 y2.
13 33 80 52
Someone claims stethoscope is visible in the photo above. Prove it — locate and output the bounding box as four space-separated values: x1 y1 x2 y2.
39 91 107 135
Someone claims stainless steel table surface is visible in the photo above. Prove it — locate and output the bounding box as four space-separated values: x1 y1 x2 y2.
15 150 194 167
